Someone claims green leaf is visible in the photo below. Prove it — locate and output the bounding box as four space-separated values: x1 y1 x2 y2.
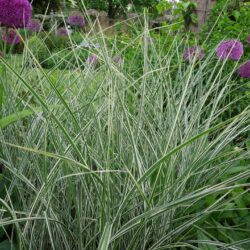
156 3 164 13
0 108 41 129
232 10 240 21
0 240 13 250
156 2 172 14
98 223 112 250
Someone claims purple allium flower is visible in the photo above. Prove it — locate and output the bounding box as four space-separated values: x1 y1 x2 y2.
27 19 43 32
2 29 21 45
67 11 85 27
238 61 250 78
216 40 243 61
86 54 98 67
56 27 72 37
183 46 205 62
247 35 250 45
0 0 32 28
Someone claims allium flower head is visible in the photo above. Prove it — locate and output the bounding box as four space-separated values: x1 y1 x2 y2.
216 40 243 61
86 54 98 67
247 35 250 45
67 11 85 27
2 29 21 45
0 0 32 28
27 19 43 32
56 27 72 37
238 61 250 78
183 46 205 62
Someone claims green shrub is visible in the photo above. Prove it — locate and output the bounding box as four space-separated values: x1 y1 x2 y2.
28 35 50 64
44 48 89 69
43 33 69 51
70 32 84 45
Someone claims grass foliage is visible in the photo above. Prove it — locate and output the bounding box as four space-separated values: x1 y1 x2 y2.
0 17 250 249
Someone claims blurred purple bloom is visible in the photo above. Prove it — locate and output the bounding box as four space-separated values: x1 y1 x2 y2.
56 27 72 37
2 29 21 45
247 35 250 45
67 12 85 27
183 46 204 62
0 0 32 28
238 61 250 78
216 40 243 61
87 54 98 67
27 19 43 32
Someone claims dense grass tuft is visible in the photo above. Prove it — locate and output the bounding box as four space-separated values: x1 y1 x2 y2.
0 17 250 249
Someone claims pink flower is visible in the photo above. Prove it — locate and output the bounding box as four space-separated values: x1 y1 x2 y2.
86 54 98 67
56 27 72 37
67 12 85 27
216 40 243 61
238 61 250 78
2 29 21 45
183 46 205 62
27 19 43 32
0 0 32 28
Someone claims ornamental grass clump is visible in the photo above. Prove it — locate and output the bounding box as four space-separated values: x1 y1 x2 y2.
183 46 204 62
27 19 43 32
216 39 243 61
0 0 32 28
238 60 250 78
0 16 250 250
67 11 85 27
2 29 21 45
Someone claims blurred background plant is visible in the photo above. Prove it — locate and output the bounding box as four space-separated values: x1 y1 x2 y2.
157 0 198 31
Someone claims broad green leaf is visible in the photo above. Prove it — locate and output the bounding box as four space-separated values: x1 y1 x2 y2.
0 240 13 250
156 3 164 13
232 10 240 21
